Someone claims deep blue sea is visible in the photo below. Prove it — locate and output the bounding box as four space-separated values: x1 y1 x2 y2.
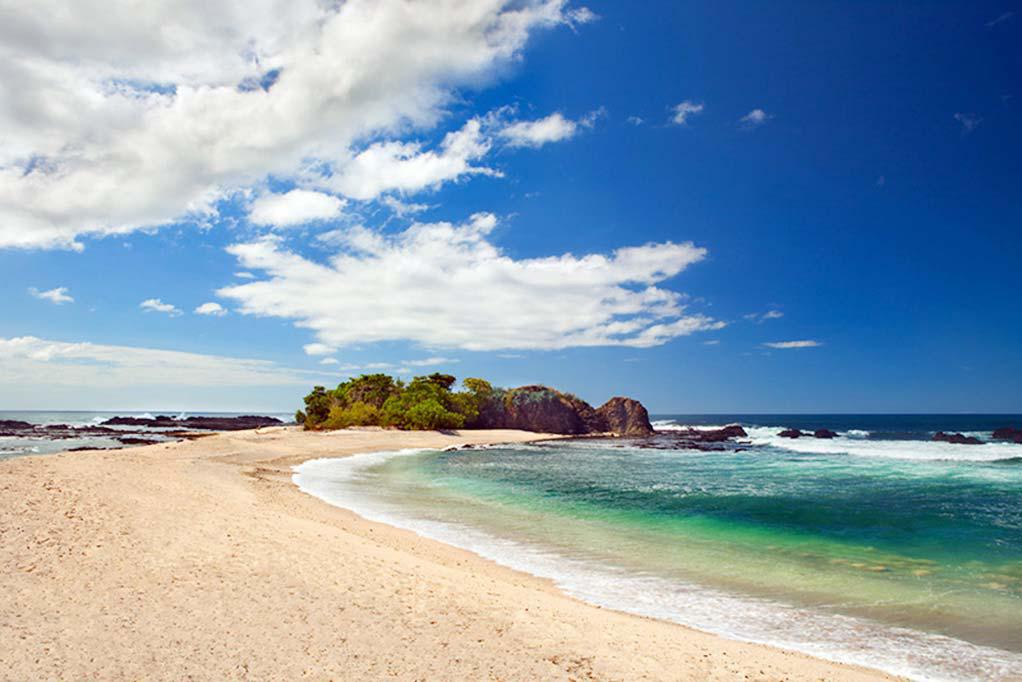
295 414 1022 682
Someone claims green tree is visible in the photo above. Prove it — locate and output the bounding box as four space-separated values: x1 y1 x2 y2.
303 386 333 429
335 374 401 408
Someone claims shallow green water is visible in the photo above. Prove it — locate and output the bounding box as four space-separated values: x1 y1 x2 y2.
295 427 1022 680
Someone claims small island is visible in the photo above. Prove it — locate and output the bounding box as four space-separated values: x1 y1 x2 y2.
298 372 654 436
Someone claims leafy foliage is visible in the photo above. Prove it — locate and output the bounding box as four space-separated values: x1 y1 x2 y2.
301 373 493 431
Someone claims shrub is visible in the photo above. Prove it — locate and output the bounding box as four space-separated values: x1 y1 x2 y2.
303 386 333 429
403 398 464 430
294 410 306 425
323 402 381 429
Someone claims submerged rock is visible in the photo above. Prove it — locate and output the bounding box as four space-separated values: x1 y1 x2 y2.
992 427 1022 443
932 432 983 445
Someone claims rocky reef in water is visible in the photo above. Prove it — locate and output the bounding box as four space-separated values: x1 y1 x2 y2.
0 415 285 451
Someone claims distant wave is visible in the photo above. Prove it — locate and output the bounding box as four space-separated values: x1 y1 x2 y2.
651 420 1020 462
744 426 1021 463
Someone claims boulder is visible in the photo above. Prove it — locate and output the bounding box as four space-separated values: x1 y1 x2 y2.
933 432 982 445
814 429 838 439
778 429 805 438
595 397 654 436
0 419 33 431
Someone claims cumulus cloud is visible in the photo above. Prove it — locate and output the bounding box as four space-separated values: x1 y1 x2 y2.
671 100 704 125
248 190 345 228
218 213 722 351
0 336 318 386
140 298 182 316
500 110 600 148
0 0 587 250
303 342 336 356
764 340 820 349
28 286 74 304
194 302 227 316
739 108 771 129
318 119 498 200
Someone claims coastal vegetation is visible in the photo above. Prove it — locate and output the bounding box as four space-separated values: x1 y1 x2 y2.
298 373 655 436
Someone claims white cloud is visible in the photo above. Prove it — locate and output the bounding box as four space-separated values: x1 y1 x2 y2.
303 342 336 356
140 298 181 316
627 116 645 126
248 190 345 228
380 195 432 217
703 339 720 346
671 100 704 125
194 301 227 316
500 110 600 148
745 309 784 323
954 112 981 133
320 358 339 365
318 118 499 200
0 335 318 387
403 357 459 367
219 213 723 351
739 108 771 129
764 340 821 349
0 0 583 250
29 286 74 304
234 271 256 279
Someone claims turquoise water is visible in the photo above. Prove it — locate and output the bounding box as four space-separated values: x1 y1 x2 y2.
294 418 1022 681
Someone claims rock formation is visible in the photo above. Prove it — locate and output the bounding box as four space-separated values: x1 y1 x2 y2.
475 386 654 436
594 397 655 437
101 415 284 430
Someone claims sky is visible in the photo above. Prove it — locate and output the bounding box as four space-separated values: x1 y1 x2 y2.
1 0 1019 413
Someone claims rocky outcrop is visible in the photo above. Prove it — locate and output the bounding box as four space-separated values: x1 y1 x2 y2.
595 397 655 436
100 415 283 431
933 432 982 445
655 424 749 451
0 419 33 431
992 427 1022 443
778 429 805 438
475 386 653 436
814 429 838 439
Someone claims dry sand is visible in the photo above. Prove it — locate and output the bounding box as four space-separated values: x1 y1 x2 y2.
0 427 900 681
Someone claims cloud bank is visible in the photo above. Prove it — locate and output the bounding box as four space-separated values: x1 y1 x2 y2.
219 214 722 351
0 0 587 250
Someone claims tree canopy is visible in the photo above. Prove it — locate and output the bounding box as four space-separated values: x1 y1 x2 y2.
301 373 496 431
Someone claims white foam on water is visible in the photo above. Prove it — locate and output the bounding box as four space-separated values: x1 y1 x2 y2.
293 449 1022 682
744 426 1021 462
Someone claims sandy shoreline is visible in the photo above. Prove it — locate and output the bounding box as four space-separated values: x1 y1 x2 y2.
0 427 900 681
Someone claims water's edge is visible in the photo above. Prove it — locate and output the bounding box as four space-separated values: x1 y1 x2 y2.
292 445 1022 682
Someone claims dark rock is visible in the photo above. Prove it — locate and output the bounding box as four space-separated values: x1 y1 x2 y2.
992 427 1022 443
117 437 162 446
933 432 983 445
100 415 283 431
814 429 838 439
595 397 654 436
778 429 805 438
474 385 654 436
0 419 33 430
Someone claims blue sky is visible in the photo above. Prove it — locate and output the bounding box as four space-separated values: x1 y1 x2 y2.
1 1 1019 413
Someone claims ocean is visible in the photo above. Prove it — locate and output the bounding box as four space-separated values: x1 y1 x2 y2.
0 410 293 460
294 414 1022 682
